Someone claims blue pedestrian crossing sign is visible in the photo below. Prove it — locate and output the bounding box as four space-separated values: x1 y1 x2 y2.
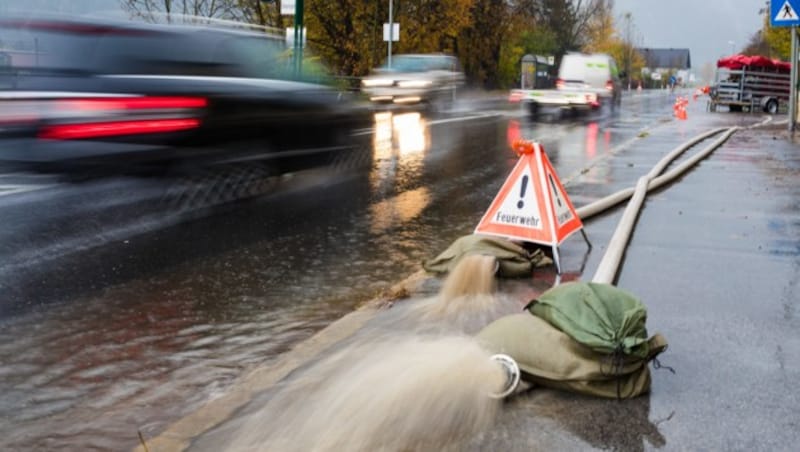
771 0 800 27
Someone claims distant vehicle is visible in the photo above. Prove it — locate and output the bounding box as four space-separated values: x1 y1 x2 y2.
510 52 623 117
0 16 370 177
709 54 790 114
556 52 622 106
360 54 465 110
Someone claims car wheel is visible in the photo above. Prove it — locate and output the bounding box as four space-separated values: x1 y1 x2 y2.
163 163 278 213
527 102 539 118
330 125 372 173
331 143 372 173
765 99 779 114
428 89 454 114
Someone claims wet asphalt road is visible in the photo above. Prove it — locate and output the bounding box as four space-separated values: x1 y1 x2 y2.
1 91 798 451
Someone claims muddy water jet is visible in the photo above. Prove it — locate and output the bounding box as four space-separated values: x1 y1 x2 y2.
398 254 521 335
438 254 497 301
224 335 509 452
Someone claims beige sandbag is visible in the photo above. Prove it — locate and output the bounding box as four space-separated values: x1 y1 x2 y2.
476 313 667 399
423 234 552 278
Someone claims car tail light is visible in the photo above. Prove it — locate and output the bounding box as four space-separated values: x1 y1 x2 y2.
0 95 206 140
605 80 614 91
55 97 207 111
37 96 207 139
555 78 565 89
38 119 201 140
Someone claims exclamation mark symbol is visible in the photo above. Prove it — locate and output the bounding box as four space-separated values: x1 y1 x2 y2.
549 174 562 207
517 176 529 209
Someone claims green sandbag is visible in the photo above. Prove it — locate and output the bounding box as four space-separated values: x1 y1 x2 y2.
423 234 552 278
476 313 667 399
528 281 651 359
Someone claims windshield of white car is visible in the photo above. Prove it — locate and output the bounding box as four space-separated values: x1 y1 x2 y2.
380 56 454 72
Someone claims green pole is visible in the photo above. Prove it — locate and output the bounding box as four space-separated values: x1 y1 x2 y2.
293 0 304 78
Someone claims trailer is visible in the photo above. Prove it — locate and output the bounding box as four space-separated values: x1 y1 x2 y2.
708 54 790 114
509 88 599 117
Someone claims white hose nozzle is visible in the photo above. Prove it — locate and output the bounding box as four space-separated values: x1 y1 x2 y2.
489 354 521 399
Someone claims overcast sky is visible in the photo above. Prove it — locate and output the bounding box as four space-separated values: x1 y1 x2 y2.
614 0 768 71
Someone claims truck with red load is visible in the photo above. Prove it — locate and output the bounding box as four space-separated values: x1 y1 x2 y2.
709 54 791 114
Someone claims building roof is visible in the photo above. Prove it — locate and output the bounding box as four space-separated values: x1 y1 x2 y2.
636 48 691 70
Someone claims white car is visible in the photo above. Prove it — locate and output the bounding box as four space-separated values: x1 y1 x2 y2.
361 54 465 109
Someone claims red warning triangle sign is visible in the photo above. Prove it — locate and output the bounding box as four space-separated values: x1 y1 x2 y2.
475 142 582 246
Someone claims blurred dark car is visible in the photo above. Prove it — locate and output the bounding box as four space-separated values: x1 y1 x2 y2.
0 16 370 176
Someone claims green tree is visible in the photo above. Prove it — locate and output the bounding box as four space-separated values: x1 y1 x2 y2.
303 0 381 76
582 0 615 54
742 29 771 56
533 0 600 59
458 0 510 88
764 24 791 60
392 0 472 55
497 25 558 88
303 0 472 78
748 8 791 60
233 0 285 28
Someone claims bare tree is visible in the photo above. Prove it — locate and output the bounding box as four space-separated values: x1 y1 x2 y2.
234 0 284 29
121 0 242 23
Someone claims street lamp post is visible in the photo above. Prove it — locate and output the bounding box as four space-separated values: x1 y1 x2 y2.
728 40 735 56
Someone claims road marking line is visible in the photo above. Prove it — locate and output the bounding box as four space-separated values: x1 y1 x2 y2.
0 184 52 197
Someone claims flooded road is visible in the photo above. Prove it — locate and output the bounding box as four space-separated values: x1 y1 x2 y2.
1 92 685 450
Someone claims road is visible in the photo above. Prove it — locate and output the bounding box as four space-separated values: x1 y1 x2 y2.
2 91 797 451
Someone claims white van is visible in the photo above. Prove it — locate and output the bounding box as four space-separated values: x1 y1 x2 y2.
556 53 622 106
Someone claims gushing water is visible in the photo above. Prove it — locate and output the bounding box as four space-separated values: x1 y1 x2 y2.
225 336 506 451
223 254 521 452
400 254 520 335
439 254 497 301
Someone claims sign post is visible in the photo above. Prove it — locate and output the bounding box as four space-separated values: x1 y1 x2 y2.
279 0 304 78
770 0 800 132
293 0 304 78
387 0 395 68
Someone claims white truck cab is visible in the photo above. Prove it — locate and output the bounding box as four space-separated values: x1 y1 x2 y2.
556 53 622 106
